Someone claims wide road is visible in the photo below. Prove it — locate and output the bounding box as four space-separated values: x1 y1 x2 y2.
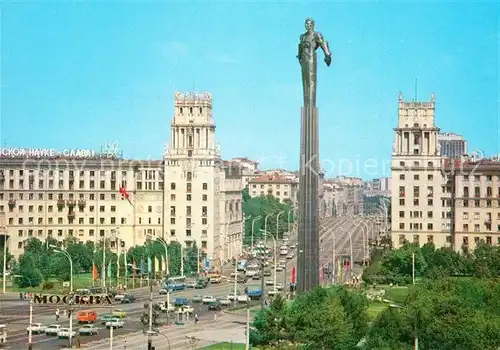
1 279 248 349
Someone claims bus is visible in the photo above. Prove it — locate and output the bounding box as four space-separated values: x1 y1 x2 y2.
245 264 260 277
165 276 187 292
167 276 186 284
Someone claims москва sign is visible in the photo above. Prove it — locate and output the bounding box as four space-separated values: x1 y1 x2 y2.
33 294 113 305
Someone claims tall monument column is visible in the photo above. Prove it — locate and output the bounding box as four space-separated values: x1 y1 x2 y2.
296 18 332 294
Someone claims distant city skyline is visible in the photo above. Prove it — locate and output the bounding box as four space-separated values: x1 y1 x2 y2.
2 2 498 179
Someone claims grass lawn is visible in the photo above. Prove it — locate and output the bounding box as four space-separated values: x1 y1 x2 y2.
199 342 245 349
367 302 388 320
10 273 97 293
385 287 409 304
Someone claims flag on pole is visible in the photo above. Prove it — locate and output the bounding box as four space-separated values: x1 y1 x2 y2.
140 260 145 275
147 256 152 274
132 260 137 276
92 264 98 281
291 266 296 284
154 256 159 273
119 186 133 205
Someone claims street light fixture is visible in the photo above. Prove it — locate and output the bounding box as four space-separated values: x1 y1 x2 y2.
260 229 277 298
148 235 170 276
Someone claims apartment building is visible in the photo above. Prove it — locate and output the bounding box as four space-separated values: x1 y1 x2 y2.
391 92 446 248
0 154 160 257
163 92 243 265
444 159 500 251
230 157 259 188
248 173 298 204
0 92 244 262
438 133 467 159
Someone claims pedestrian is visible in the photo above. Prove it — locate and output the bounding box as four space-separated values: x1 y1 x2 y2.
194 313 199 324
55 308 60 321
124 340 127 349
213 313 217 321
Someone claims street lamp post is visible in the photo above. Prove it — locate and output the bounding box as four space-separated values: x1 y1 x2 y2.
260 229 277 298
50 245 74 348
250 216 262 251
153 236 170 276
287 211 293 234
263 213 272 246
276 211 284 240
14 275 33 350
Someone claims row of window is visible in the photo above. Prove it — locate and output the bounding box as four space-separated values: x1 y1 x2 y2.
398 234 500 246
1 169 131 178
251 190 290 197
399 211 499 221
398 222 499 232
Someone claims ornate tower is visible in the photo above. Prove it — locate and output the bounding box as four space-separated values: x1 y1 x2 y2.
164 92 222 262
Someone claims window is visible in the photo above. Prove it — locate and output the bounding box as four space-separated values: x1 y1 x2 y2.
428 174 433 180
202 194 207 201
187 194 191 201
202 183 208 190
399 199 405 206
414 174 419 180
427 211 433 218
148 206 152 213
202 218 208 225
111 206 116 212
170 182 176 190
399 211 405 218
427 223 433 230
399 223 404 229
202 206 207 216
399 174 405 180
170 229 175 237
170 218 175 224
170 194 175 201
463 212 469 220
399 186 405 197
427 199 433 206
427 235 434 243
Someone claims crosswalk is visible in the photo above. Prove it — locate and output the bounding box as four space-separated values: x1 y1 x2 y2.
80 314 246 350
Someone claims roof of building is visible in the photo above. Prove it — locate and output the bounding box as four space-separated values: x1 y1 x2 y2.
443 158 500 172
249 173 295 184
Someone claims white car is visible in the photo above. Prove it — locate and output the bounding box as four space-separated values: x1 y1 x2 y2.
105 318 124 329
237 295 250 303
45 324 62 336
114 294 125 302
57 328 76 339
286 254 294 259
180 305 194 313
276 283 284 291
219 298 231 306
268 289 279 296
227 293 237 301
265 280 274 286
78 324 98 335
202 296 216 304
27 323 46 334
275 266 284 272
290 244 296 249
160 303 176 312
230 272 236 277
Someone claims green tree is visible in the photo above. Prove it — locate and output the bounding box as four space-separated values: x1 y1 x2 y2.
15 252 42 287
380 243 427 285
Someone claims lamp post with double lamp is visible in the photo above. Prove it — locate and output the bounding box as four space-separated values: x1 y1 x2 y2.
263 213 272 246
260 229 277 301
286 210 293 235
353 221 367 267
150 236 170 276
13 275 33 350
50 245 74 348
250 216 262 252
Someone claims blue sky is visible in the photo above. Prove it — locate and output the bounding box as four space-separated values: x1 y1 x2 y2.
1 1 498 179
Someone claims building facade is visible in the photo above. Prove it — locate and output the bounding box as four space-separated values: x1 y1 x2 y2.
248 173 298 204
390 92 447 248
445 159 500 251
0 92 244 262
438 133 467 159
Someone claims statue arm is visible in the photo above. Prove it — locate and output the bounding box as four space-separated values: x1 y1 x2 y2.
315 32 332 57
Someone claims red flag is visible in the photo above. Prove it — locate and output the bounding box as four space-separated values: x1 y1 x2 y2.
291 266 296 284
132 260 137 276
92 264 98 281
119 186 132 205
321 264 325 281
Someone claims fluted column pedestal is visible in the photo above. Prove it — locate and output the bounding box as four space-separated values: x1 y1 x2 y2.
297 106 320 294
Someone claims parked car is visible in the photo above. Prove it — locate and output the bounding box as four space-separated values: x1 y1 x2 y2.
26 323 46 334
186 282 197 288
45 324 62 336
78 324 99 336
263 269 272 277
286 254 294 259
252 274 260 280
159 302 176 313
265 280 274 286
159 289 169 295
275 266 284 272
268 289 279 297
227 293 237 301
106 318 125 329
179 305 194 313
208 301 222 311
219 298 231 306
237 295 250 303
57 328 76 339
114 294 126 302
202 296 216 304
192 295 203 303
121 295 136 304
237 275 248 283
112 309 127 318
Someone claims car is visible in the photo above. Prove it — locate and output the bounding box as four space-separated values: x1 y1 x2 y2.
159 288 169 295
227 293 237 301
237 295 250 303
106 318 124 329
112 309 127 318
268 289 279 296
78 324 98 336
192 295 203 303
275 266 284 272
57 327 76 339
45 324 62 336
208 302 222 311
210 276 221 283
252 274 260 280
27 323 46 334
230 272 236 277
276 283 284 291
179 305 194 313
219 298 231 306
286 254 294 259
290 244 296 249
202 296 216 304
237 275 248 283
160 302 176 313
114 294 126 302
265 280 274 286
101 314 115 325
121 294 136 303
186 282 197 288
263 270 272 277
